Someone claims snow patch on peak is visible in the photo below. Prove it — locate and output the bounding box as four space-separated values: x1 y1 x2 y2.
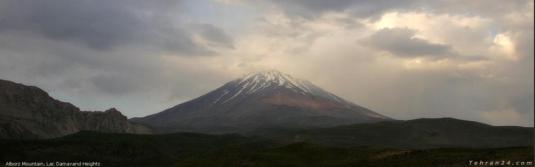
218 70 353 105
238 70 315 94
241 70 286 83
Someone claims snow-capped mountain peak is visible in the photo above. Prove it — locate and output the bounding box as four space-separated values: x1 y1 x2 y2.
132 70 392 132
212 70 355 106
236 70 314 94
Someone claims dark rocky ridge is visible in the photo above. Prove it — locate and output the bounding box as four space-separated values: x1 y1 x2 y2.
0 79 151 139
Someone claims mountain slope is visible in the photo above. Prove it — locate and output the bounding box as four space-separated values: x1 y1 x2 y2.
0 79 151 139
131 70 391 133
253 118 533 149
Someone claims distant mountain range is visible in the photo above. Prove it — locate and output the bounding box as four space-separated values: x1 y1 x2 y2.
0 79 151 139
131 70 391 133
0 72 532 150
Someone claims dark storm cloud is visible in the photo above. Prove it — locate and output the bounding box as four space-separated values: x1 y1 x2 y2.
0 0 233 55
0 0 237 103
366 28 454 57
0 0 141 50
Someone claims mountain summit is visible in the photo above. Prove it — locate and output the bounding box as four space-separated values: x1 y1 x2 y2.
220 70 348 103
131 70 391 133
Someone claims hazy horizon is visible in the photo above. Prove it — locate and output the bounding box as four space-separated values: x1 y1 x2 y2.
0 0 533 126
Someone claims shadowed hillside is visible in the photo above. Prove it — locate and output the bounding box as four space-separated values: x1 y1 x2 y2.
0 131 532 167
252 118 533 149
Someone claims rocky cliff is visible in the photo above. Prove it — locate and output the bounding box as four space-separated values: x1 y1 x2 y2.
0 79 151 139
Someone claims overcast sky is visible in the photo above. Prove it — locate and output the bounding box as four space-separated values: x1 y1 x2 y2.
0 0 533 126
